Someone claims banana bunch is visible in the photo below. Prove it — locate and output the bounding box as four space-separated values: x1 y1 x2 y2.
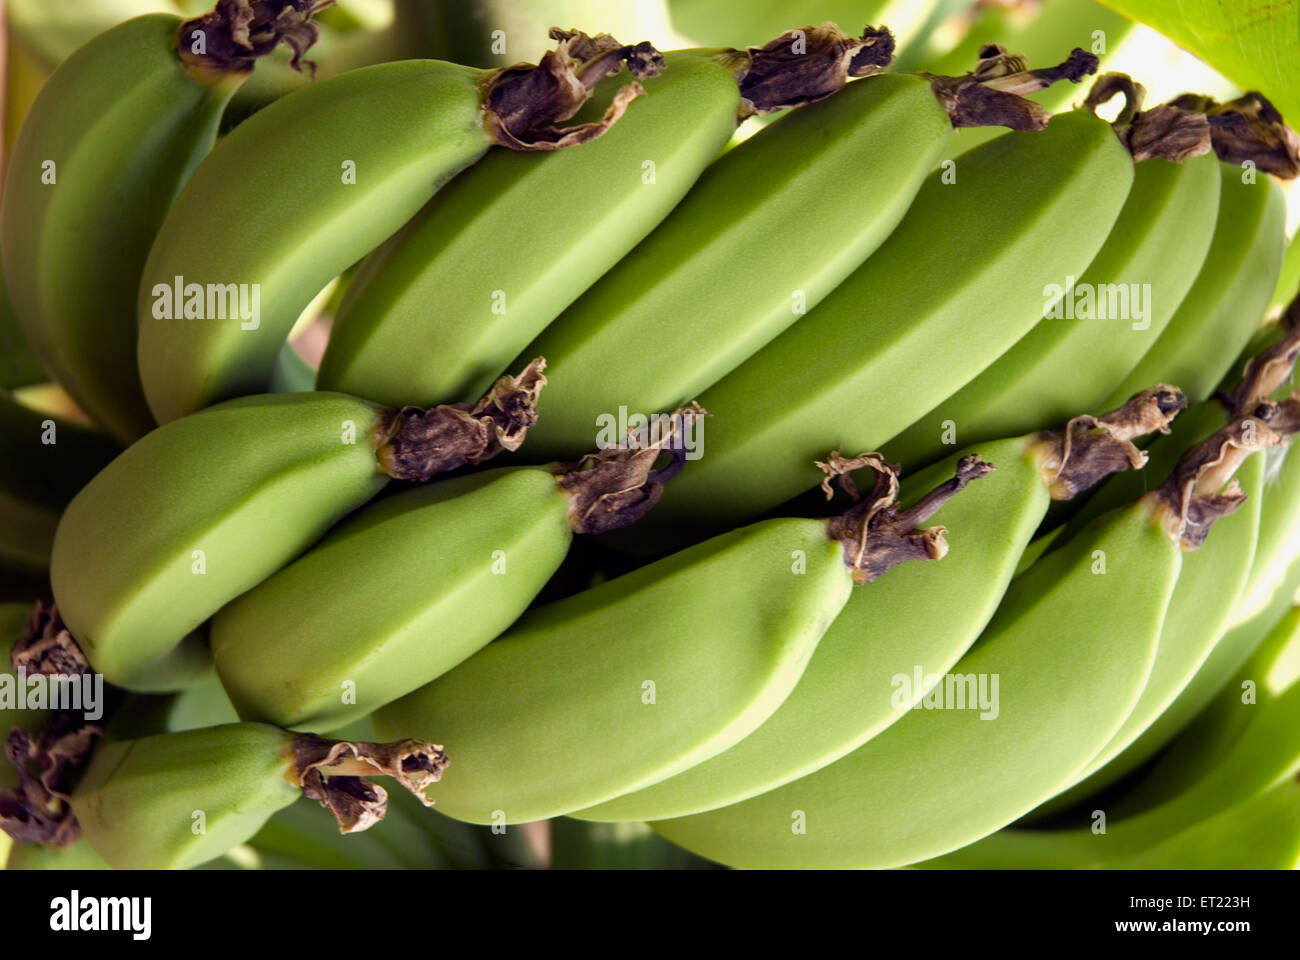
136 24 663 425
649 398 1300 867
212 405 705 731
374 451 992 824
317 23 898 408
514 42 1104 462
50 363 545 691
919 602 1300 868
4 1 1300 874
2 2 335 442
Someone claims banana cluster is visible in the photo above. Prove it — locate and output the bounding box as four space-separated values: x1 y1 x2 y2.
2 0 1299 872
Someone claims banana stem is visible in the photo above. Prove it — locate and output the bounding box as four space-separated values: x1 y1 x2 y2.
177 0 333 77
1029 386 1187 500
557 402 709 534
927 43 1098 130
820 452 995 583
1153 397 1300 549
373 357 547 481
291 734 448 834
1219 295 1300 413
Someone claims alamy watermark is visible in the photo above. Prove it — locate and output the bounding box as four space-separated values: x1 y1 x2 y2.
150 275 261 330
0 668 103 721
1043 275 1152 330
891 666 999 719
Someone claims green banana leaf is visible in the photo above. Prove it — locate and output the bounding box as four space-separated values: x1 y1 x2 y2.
1100 0 1300 124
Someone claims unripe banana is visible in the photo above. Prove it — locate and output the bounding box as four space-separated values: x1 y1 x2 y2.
883 94 1221 470
1 4 330 442
514 45 1103 461
317 28 896 409
0 390 119 572
1099 163 1287 408
652 409 1282 868
137 29 661 425
620 102 1133 551
919 607 1300 868
51 363 544 691
212 406 704 731
575 388 1185 822
69 722 448 869
374 454 989 824
1036 332 1300 816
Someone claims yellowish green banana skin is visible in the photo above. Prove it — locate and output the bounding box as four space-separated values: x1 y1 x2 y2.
622 107 1132 550
515 49 1102 461
1028 404 1267 818
883 152 1220 471
652 500 1176 868
917 615 1300 869
50 362 544 693
1100 164 1286 408
68 722 447 869
137 31 659 424
576 389 1186 822
1 8 322 442
373 455 988 825
317 49 743 408
213 417 694 731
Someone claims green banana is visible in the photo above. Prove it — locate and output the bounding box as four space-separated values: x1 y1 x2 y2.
515 45 1104 461
212 406 704 731
1115 776 1300 869
137 29 661 426
883 91 1221 470
620 101 1133 551
1 3 331 442
1272 232 1300 313
50 365 544 691
317 28 897 408
0 390 119 572
667 0 942 51
1116 603 1300 818
1034 324 1300 801
1099 163 1287 408
4 0 175 70
651 409 1277 868
69 722 448 869
918 606 1300 868
374 453 990 825
1027 332 1300 816
575 388 1185 823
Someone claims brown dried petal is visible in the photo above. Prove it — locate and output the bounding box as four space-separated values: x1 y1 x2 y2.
559 403 708 534
929 44 1098 130
177 0 332 75
375 358 546 481
824 453 994 583
11 601 89 677
1033 386 1187 500
482 29 663 150
732 22 895 118
0 725 101 847
292 735 449 834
